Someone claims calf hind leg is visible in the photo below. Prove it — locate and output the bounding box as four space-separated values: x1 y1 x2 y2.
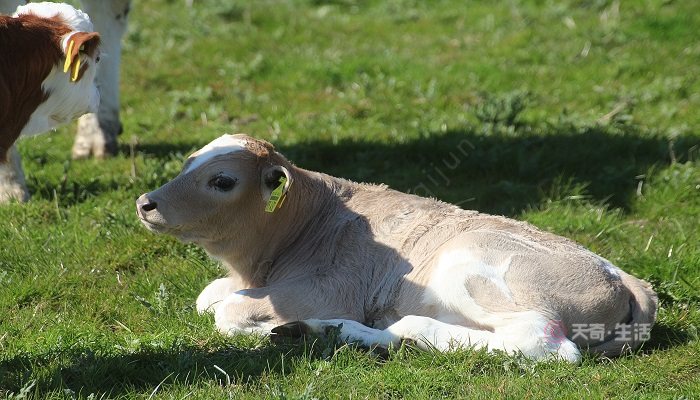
274 314 581 363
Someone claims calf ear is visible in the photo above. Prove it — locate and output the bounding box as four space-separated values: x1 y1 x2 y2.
261 166 293 212
63 32 101 82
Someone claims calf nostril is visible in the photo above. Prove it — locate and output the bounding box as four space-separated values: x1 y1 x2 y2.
141 201 158 212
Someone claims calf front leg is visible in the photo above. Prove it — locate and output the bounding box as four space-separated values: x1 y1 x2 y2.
196 277 242 314
214 290 283 335
72 0 131 159
210 281 360 337
0 145 29 203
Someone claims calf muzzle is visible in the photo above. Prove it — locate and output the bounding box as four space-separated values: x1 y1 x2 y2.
136 194 158 216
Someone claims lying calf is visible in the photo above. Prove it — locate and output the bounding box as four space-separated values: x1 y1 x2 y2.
136 134 658 362
0 2 100 202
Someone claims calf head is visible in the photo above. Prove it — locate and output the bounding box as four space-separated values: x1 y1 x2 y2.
136 134 293 253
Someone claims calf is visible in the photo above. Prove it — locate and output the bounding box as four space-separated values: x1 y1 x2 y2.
0 2 100 202
136 134 658 363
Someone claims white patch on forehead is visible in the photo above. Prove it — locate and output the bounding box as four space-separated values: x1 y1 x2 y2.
184 135 249 173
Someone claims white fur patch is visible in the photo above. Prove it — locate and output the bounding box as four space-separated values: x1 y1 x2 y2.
13 2 94 32
21 64 100 137
424 249 514 325
184 135 249 173
596 256 621 278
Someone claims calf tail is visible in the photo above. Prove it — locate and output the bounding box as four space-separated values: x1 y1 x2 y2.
588 271 658 356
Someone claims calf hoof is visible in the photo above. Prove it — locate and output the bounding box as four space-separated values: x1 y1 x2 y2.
271 320 346 339
372 345 391 359
72 113 121 160
271 321 313 338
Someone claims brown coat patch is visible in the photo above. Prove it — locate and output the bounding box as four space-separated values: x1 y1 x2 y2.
0 14 71 161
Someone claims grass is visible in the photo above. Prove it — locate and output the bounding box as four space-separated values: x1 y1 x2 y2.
1 0 699 398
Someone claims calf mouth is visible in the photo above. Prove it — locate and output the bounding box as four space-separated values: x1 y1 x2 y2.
137 217 168 233
137 216 188 237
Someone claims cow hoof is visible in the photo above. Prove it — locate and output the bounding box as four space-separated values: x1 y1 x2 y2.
0 185 29 203
0 154 29 203
72 113 120 160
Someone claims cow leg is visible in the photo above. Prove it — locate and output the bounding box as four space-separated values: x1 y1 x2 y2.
72 0 131 159
0 0 24 14
0 145 29 203
278 313 581 363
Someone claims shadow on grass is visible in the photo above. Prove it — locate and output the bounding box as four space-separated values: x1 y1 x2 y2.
280 125 696 216
0 341 319 397
26 121 696 214
645 321 698 352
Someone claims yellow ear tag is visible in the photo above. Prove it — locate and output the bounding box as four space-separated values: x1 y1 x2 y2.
70 57 81 82
265 176 288 213
63 39 75 73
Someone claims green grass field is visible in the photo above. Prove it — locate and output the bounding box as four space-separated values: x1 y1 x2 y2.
2 0 700 398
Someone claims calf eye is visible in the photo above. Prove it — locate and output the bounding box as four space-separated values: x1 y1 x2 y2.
208 175 237 191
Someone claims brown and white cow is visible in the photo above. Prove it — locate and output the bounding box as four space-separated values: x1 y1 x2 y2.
1 0 130 160
0 2 101 202
136 134 658 363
